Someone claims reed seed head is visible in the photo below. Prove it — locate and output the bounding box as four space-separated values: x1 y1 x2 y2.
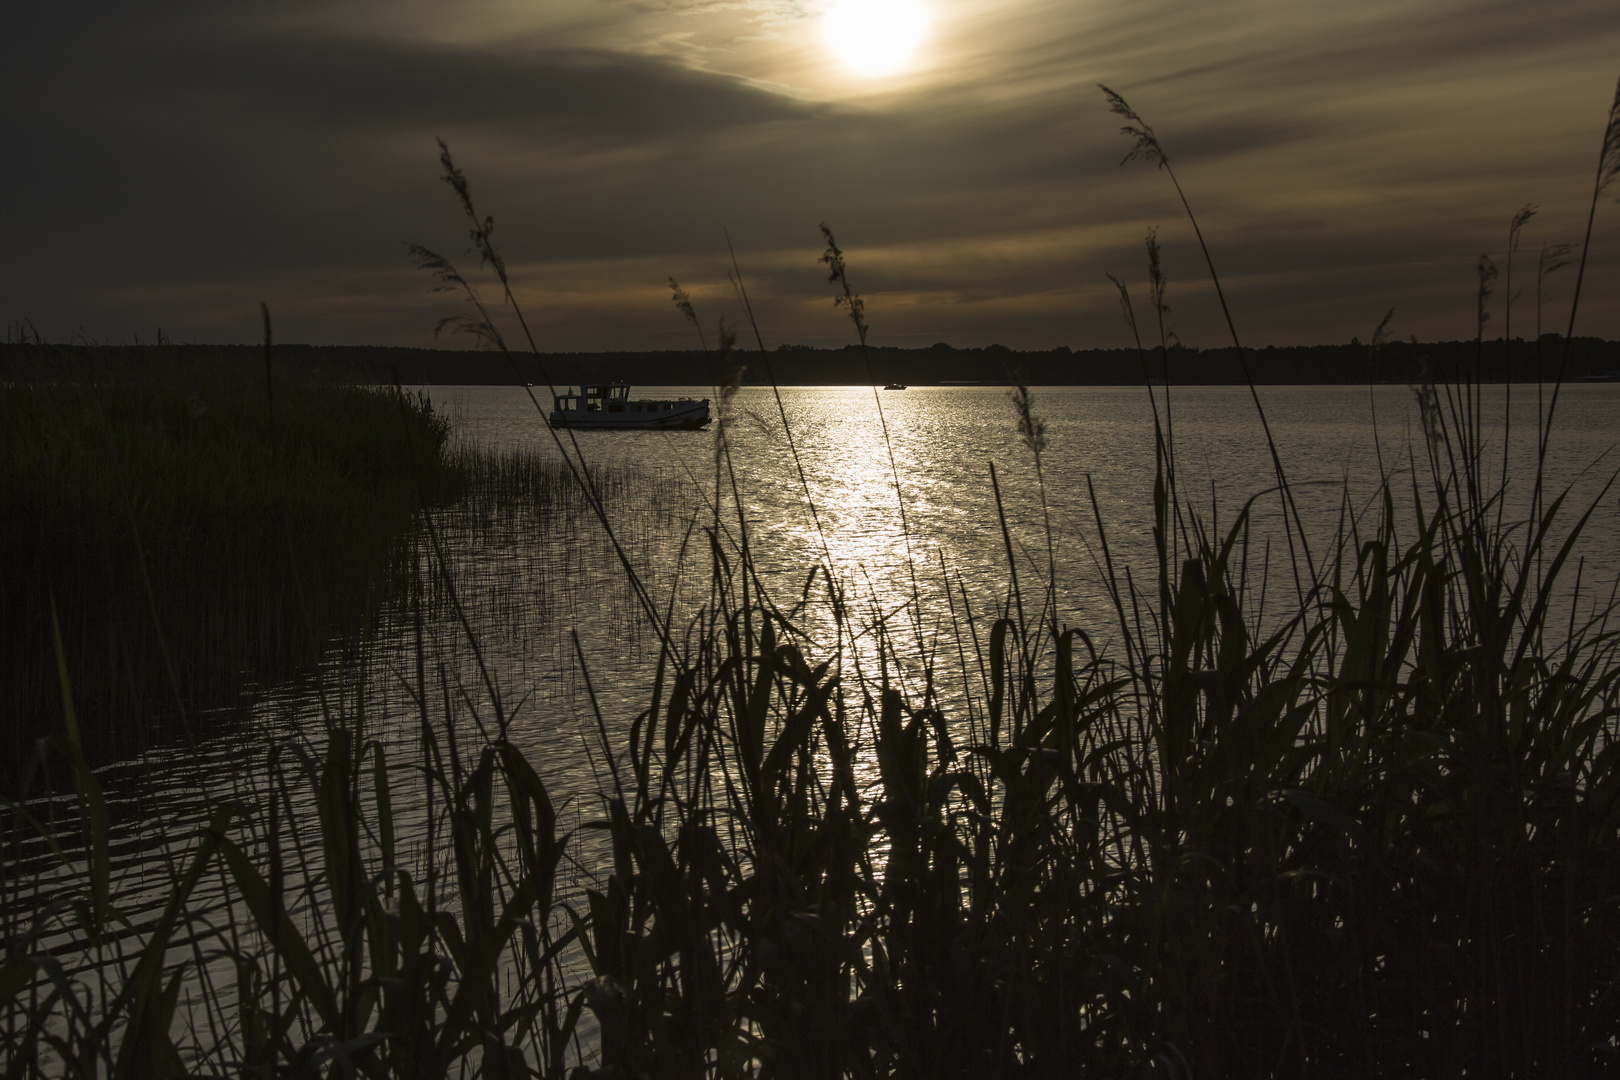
1104 272 1139 336
1476 252 1498 336
1370 306 1396 350
714 319 743 463
406 242 506 349
436 139 506 280
1509 203 1537 258
1009 378 1047 462
1539 242 1577 284
717 319 742 398
669 278 699 330
1145 227 1169 319
818 223 869 343
1100 84 1167 169
668 277 710 352
1409 344 1443 454
1599 73 1620 195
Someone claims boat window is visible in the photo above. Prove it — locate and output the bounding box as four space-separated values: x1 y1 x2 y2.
608 404 624 412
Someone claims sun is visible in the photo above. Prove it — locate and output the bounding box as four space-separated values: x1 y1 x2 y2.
822 0 930 77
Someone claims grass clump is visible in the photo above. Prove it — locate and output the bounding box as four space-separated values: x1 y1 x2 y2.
0 351 460 791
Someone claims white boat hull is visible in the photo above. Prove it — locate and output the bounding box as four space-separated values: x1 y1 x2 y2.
549 399 710 429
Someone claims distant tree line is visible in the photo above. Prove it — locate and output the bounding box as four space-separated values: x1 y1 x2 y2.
4 335 1617 387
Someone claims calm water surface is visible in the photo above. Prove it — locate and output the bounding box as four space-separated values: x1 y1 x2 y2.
448 382 1620 649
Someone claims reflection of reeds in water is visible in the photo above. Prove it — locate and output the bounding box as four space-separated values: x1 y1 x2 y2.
427 443 687 662
447 443 653 520
6 76 1620 1080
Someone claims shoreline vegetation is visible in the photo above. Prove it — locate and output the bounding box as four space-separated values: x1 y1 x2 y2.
0 348 465 794
4 77 1620 1077
4 334 1619 389
0 347 656 796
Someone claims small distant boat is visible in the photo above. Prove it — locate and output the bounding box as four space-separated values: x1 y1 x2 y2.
549 383 711 429
883 383 908 390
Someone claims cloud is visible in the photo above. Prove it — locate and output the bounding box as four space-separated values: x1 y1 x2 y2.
194 42 820 136
9 28 824 139
2 0 1617 348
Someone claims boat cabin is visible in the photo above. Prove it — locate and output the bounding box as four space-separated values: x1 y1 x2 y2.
553 384 691 416
548 383 711 429
553 384 631 413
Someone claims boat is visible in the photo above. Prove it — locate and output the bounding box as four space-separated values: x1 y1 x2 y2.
883 383 908 390
548 383 711 429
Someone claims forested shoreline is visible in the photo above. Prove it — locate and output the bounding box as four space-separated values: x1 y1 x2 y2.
6 334 1617 388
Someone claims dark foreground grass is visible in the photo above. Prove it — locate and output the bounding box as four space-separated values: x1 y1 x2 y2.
0 355 461 792
4 79 1620 1080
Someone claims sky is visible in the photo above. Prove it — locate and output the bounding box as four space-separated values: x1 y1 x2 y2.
4 0 1619 352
